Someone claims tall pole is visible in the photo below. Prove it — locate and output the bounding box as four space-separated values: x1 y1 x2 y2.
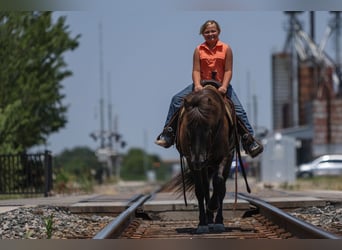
113 115 122 180
143 129 148 180
106 72 113 176
333 12 342 94
333 12 341 69
310 11 315 43
284 12 301 127
253 94 258 133
292 14 299 127
246 71 252 124
107 72 113 149
99 22 105 149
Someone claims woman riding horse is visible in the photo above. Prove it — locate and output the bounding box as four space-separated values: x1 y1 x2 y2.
155 20 263 158
175 83 235 233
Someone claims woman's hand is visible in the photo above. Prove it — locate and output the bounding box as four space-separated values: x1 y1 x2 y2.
194 84 204 92
218 86 227 95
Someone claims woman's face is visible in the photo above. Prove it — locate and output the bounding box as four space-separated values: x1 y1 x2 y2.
202 23 219 45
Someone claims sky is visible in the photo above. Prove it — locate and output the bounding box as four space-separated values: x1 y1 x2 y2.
35 2 339 160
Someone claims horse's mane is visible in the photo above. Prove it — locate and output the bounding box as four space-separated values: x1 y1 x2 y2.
183 86 226 126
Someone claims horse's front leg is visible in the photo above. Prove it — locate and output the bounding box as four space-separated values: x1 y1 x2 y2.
208 157 228 212
202 168 214 227
212 162 229 232
194 169 210 234
217 157 228 180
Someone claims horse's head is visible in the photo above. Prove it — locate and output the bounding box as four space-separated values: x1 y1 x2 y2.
179 87 226 170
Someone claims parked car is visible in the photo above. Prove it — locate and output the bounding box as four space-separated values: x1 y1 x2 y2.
296 154 342 178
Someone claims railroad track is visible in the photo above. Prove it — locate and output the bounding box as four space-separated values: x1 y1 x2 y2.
93 191 341 239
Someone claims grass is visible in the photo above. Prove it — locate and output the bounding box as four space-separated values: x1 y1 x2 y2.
0 193 43 200
44 214 54 239
281 175 342 191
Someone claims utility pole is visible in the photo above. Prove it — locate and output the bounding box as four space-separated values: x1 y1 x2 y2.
90 21 126 182
246 70 252 124
310 11 315 43
107 72 113 150
253 94 258 133
90 22 112 180
143 129 148 180
99 22 105 149
106 72 113 177
330 12 342 69
330 11 342 95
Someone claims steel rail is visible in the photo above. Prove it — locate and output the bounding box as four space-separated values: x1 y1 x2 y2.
238 193 341 239
93 194 151 239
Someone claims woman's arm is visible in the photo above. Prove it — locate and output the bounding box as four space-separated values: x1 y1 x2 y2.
192 47 203 92
219 45 233 94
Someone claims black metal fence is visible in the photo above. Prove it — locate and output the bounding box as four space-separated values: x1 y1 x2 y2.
0 151 53 197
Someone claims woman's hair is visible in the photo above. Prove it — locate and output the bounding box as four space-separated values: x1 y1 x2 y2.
199 20 221 35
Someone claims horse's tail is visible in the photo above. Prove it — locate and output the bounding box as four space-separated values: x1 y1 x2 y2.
161 163 196 199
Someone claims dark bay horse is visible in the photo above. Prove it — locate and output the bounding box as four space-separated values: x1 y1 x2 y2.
174 83 238 234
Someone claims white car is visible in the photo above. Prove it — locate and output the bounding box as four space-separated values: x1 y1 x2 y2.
297 154 342 178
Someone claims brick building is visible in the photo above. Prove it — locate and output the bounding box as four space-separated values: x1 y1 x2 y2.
272 52 342 163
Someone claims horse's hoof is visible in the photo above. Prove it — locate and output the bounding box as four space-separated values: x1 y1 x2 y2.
208 223 214 229
196 225 209 234
213 224 225 232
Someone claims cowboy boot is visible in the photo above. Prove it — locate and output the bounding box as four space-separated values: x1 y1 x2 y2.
155 126 175 148
155 111 179 148
236 117 263 158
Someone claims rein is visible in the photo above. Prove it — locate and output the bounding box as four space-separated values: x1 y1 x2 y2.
232 113 251 193
179 153 188 206
225 97 251 208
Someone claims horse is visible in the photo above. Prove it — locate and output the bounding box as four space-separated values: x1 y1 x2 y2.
171 82 240 234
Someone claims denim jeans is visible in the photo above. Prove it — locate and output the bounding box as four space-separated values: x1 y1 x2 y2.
164 83 254 135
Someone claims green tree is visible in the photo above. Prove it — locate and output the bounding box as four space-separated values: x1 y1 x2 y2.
0 11 80 153
54 146 102 177
53 146 103 192
121 148 166 180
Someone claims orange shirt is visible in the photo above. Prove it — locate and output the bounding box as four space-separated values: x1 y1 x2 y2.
197 40 228 83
